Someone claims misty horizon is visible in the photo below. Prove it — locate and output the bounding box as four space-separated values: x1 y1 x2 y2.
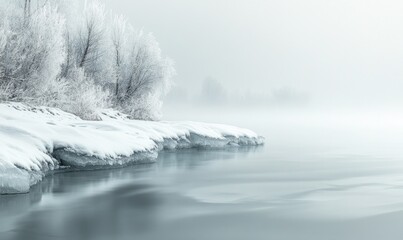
103 0 403 109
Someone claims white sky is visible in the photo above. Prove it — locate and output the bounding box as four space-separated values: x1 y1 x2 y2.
103 0 403 107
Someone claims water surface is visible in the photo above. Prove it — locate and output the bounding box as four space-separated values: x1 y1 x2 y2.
2 114 403 240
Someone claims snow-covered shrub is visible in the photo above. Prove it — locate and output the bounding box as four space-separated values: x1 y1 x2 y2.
60 66 110 120
0 83 12 101
120 92 163 120
0 11 9 96
0 18 6 55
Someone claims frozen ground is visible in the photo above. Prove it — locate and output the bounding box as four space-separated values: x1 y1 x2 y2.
0 103 263 194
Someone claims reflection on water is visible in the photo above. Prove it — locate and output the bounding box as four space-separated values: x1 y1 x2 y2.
2 144 403 240
0 147 262 240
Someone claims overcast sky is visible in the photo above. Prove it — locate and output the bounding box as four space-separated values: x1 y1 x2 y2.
103 0 403 107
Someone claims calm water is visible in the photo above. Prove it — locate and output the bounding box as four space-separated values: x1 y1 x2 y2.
2 114 403 240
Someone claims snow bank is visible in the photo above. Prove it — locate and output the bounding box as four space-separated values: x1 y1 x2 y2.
0 103 264 194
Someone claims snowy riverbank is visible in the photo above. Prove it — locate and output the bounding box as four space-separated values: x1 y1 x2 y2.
0 103 264 194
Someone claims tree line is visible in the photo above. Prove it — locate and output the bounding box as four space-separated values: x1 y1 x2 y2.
0 0 175 120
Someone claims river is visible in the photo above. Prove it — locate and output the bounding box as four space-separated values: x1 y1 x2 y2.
2 109 403 240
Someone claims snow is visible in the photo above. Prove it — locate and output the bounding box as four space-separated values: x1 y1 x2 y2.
0 102 264 194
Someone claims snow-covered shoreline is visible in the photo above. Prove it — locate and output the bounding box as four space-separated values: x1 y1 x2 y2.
0 103 264 194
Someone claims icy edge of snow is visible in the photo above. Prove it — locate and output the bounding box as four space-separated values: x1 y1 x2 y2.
0 103 264 194
1 134 263 194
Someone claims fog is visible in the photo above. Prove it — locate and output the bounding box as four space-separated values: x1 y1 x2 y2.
104 0 403 157
103 0 403 109
100 0 403 161
2 2 403 239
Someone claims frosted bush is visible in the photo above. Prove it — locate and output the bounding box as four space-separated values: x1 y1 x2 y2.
61 66 110 120
0 0 174 120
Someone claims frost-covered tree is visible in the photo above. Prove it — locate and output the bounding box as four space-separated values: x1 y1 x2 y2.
118 32 175 120
107 13 175 119
111 15 128 98
0 0 175 120
73 1 112 84
0 3 65 103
